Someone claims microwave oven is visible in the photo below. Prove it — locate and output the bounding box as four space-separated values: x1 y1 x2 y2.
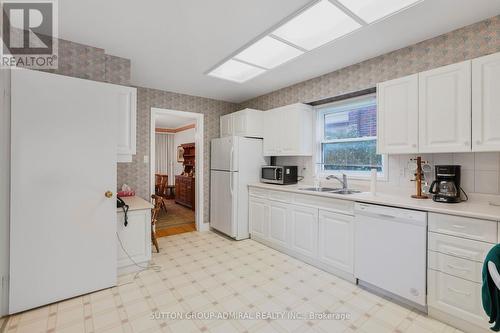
261 166 298 185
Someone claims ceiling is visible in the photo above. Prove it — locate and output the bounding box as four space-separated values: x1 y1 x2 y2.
155 113 195 129
59 0 500 103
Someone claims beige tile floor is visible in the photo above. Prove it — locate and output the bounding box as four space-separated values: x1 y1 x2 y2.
2 231 464 333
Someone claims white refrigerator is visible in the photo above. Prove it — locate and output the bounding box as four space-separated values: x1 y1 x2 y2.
210 136 267 240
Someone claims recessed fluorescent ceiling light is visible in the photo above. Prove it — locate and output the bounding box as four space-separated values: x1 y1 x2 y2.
234 36 304 69
272 0 361 51
208 59 265 83
338 0 422 23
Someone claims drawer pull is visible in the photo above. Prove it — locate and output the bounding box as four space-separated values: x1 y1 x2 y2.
451 224 466 229
447 287 471 296
446 264 470 272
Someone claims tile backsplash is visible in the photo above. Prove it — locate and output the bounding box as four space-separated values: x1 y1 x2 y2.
275 152 500 195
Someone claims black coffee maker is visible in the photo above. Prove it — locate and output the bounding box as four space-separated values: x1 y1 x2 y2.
429 165 465 203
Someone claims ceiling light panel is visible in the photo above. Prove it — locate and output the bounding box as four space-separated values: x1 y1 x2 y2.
272 0 362 51
208 59 265 83
338 0 423 23
234 36 304 69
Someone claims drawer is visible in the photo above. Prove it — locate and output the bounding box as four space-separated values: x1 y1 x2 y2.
249 187 268 199
429 213 497 243
268 190 292 203
428 251 482 283
428 232 494 262
428 269 487 328
294 194 354 215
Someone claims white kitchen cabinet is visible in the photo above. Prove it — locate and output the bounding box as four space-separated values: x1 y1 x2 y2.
377 74 419 154
249 197 269 240
220 108 263 138
418 61 472 153
263 103 313 156
289 205 318 258
318 210 354 274
117 208 151 275
116 86 137 163
269 201 289 248
472 52 500 152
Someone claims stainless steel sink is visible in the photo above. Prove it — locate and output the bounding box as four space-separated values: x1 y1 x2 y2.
330 189 362 195
299 187 340 192
299 187 361 194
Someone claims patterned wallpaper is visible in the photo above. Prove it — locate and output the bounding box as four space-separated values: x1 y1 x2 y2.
240 15 500 110
117 88 237 224
44 37 237 224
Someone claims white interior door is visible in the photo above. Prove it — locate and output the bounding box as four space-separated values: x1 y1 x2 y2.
9 69 118 314
210 170 237 237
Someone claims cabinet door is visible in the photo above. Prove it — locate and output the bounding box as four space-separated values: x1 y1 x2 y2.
318 210 354 273
419 61 471 153
263 110 282 156
289 205 318 258
117 210 151 269
117 87 137 162
233 112 247 136
472 52 500 151
249 197 269 240
269 201 289 248
377 74 419 154
220 114 233 137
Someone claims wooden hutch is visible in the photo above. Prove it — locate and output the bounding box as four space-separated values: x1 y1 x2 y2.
175 143 195 210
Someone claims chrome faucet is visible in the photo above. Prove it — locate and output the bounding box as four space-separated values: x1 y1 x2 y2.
326 174 348 190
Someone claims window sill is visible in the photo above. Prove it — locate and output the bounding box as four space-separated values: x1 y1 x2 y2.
318 172 388 182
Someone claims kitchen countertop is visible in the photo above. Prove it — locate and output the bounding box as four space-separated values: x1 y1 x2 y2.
249 183 500 221
117 196 153 212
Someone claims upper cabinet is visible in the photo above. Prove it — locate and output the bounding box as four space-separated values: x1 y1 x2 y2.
377 74 419 154
378 53 500 154
220 108 263 138
418 61 471 153
472 52 500 152
263 103 313 156
116 86 137 163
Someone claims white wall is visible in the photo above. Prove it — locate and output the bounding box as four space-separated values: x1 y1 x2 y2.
0 69 10 316
173 127 195 177
276 152 500 196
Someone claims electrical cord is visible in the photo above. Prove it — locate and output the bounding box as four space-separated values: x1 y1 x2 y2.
115 232 163 286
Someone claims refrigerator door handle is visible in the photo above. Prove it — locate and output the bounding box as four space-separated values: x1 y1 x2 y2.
230 146 234 171
230 173 233 196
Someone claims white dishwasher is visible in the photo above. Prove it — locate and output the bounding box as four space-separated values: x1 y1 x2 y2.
354 202 427 308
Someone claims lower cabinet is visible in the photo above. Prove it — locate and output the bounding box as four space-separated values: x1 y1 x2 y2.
249 197 269 240
318 210 354 274
269 201 289 248
289 205 318 258
117 209 151 275
249 190 355 279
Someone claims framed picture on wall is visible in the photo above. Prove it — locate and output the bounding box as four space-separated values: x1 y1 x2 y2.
177 146 184 162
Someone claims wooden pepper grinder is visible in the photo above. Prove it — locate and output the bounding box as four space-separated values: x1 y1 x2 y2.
411 156 429 199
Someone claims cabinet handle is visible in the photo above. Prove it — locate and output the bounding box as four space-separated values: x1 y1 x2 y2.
446 264 470 272
447 287 471 296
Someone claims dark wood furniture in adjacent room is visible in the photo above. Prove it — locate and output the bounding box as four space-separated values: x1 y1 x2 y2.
175 143 195 210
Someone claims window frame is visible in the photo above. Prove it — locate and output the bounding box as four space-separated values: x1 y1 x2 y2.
314 93 388 181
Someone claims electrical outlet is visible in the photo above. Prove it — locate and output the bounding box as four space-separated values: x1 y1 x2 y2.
143 155 148 163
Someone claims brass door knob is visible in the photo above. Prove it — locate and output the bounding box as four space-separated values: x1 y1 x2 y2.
105 191 113 198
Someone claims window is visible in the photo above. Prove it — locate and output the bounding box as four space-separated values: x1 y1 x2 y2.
316 94 386 179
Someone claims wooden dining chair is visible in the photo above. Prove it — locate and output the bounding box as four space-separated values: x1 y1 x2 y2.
151 206 160 253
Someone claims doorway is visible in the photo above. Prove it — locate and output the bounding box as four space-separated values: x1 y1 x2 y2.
150 108 204 236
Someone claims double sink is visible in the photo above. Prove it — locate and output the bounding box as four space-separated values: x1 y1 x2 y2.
299 187 361 195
